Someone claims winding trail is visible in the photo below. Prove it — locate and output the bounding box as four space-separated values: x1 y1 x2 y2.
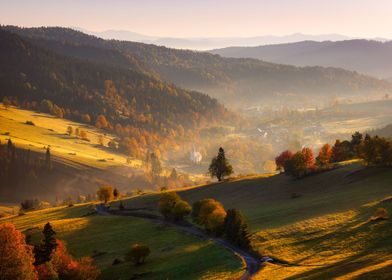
96 204 262 279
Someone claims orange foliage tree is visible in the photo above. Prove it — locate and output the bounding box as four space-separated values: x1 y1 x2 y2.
0 223 38 280
318 144 333 166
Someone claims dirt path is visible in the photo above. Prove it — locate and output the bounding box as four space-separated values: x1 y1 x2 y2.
96 204 262 279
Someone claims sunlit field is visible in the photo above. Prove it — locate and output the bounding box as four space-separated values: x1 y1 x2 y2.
0 105 142 169
0 204 244 280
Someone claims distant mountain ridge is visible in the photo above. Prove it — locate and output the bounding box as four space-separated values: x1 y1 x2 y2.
3 26 392 108
210 40 392 78
76 28 353 50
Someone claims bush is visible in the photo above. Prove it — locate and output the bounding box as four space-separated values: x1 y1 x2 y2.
173 200 192 222
125 244 151 266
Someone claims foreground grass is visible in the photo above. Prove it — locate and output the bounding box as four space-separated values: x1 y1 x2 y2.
0 204 243 280
253 195 392 279
0 106 141 169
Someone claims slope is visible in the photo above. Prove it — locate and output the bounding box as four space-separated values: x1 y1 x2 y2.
120 162 392 279
0 29 228 135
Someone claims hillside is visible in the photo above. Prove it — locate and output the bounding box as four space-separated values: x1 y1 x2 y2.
211 40 392 79
0 105 151 202
4 26 392 107
0 204 243 280
0 29 228 135
120 162 392 279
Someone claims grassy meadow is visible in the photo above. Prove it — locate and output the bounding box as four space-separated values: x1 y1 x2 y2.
0 203 244 280
120 162 392 279
0 105 142 169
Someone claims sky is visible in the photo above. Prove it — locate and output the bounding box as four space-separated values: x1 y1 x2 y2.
1 0 392 38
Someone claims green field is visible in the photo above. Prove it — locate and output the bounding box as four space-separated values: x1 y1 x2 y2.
0 204 244 280
120 162 392 279
0 105 142 169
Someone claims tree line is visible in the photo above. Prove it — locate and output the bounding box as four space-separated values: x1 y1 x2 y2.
275 132 392 178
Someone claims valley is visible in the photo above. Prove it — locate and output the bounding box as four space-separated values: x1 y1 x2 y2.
1 3 392 279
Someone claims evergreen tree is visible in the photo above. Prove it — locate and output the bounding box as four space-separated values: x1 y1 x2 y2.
45 147 52 170
150 152 162 179
223 209 251 249
34 222 57 265
208 147 233 181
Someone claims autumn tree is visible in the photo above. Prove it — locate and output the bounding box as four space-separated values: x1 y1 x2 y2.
275 151 294 171
97 186 114 203
80 114 91 123
301 147 315 169
358 135 392 166
125 244 151 266
173 200 192 222
208 147 233 181
192 199 226 235
158 192 191 222
0 223 37 280
332 140 353 162
285 152 307 178
318 144 333 166
95 115 109 129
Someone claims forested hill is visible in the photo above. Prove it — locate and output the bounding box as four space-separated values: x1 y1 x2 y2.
4 26 392 107
210 40 392 79
0 29 229 135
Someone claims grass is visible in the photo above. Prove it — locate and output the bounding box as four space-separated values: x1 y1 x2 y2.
0 204 244 280
0 105 142 170
120 162 392 279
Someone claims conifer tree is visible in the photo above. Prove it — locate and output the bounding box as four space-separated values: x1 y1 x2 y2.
223 209 251 249
34 222 57 265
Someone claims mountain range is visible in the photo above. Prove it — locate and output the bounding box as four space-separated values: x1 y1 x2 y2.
211 40 392 79
3 26 391 109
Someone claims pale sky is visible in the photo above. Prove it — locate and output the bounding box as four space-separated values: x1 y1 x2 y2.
1 0 392 38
